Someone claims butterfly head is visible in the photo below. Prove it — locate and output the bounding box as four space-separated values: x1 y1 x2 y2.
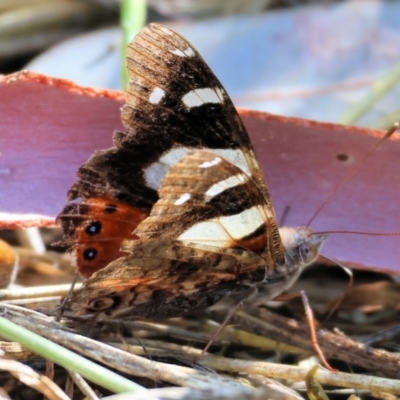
279 227 328 270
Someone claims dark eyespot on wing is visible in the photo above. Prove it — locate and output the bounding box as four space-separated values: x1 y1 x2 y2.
83 248 97 261
104 204 117 213
85 221 102 236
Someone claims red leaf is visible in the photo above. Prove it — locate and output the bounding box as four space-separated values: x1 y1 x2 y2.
1 71 399 275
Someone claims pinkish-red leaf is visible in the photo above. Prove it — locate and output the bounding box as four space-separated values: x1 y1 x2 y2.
1 71 399 275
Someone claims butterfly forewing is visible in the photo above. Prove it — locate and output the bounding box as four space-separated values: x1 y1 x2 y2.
56 23 284 277
68 151 278 319
68 145 326 319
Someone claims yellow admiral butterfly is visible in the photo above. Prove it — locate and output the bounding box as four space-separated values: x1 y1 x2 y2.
57 23 327 320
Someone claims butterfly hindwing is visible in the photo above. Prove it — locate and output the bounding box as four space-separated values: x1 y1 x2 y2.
69 237 268 319
132 150 284 267
69 151 282 319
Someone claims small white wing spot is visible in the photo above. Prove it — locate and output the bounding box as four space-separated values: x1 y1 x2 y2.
182 88 224 109
205 174 248 202
170 48 186 57
174 193 191 205
184 47 195 57
171 47 195 57
149 87 165 104
215 87 224 102
199 157 221 169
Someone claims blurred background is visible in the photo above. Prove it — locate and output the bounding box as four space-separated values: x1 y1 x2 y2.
1 5 400 396
1 0 399 128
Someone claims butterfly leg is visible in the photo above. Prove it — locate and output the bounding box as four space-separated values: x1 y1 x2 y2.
196 281 262 361
56 273 80 321
274 290 337 372
195 300 243 362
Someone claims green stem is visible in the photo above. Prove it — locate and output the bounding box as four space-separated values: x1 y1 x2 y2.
338 62 400 126
120 0 147 88
0 317 145 394
369 109 400 130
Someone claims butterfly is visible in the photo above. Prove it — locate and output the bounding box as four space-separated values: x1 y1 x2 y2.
57 23 328 320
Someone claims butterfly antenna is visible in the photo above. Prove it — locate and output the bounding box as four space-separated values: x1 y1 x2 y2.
306 122 399 228
311 230 400 237
279 205 291 226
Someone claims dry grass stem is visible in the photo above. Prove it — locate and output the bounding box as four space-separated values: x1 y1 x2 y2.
100 386 263 400
0 352 68 400
111 340 400 395
206 307 400 378
106 320 229 346
1 306 252 393
68 370 99 400
0 284 80 301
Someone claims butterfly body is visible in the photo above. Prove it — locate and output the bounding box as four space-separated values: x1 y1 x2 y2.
57 24 327 320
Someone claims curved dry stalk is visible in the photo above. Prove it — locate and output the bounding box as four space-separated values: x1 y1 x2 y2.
110 340 400 395
68 370 99 400
0 352 69 400
1 305 252 393
0 283 80 301
206 307 400 379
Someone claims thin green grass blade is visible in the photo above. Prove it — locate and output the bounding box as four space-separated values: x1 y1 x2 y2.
338 62 400 125
120 0 147 88
0 316 145 394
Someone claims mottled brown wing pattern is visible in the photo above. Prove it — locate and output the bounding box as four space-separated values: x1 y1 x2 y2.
56 23 284 278
68 238 267 320
68 150 283 320
68 149 328 320
132 150 282 267
65 25 330 321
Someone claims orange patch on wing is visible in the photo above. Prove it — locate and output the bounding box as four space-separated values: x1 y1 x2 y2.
235 234 266 254
73 197 149 278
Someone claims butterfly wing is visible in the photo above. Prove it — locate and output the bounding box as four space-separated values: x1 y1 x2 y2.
68 150 293 320
57 23 284 277
133 150 281 263
68 239 265 320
